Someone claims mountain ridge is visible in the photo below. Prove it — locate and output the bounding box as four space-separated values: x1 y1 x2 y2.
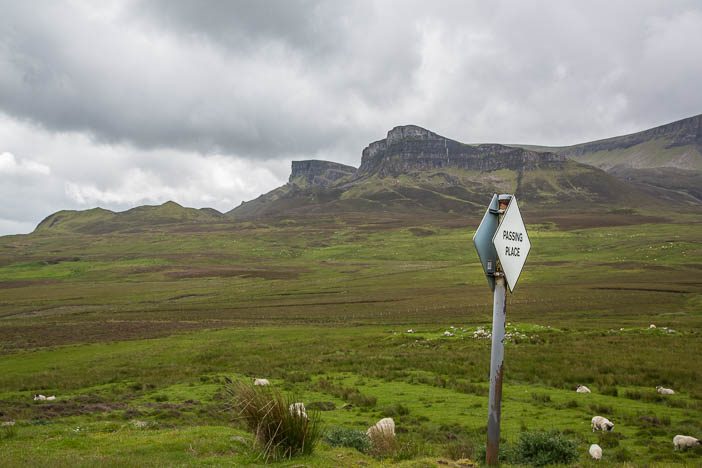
30 114 702 234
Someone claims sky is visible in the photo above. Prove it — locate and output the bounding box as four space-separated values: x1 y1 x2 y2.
1 0 701 235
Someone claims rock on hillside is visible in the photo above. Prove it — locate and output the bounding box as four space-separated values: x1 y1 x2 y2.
289 160 356 188
356 125 565 177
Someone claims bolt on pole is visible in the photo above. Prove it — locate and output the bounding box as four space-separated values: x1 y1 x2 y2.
485 194 511 465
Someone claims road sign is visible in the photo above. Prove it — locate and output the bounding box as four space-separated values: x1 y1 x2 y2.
473 194 499 290
492 197 530 292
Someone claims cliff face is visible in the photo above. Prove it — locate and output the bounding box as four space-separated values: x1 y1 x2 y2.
357 125 565 177
289 160 356 187
561 114 702 157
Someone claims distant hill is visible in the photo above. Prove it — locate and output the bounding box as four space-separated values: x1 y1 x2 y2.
228 125 666 224
33 116 702 234
514 114 702 203
35 201 223 234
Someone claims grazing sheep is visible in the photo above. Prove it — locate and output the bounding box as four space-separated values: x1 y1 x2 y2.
657 386 675 395
576 385 591 394
589 443 602 460
406 329 414 333
253 378 270 386
289 402 307 419
673 435 700 450
649 324 656 329
591 416 614 432
33 394 47 401
443 331 454 337
367 417 395 438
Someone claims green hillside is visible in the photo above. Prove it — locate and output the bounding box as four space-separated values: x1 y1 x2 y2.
35 201 224 234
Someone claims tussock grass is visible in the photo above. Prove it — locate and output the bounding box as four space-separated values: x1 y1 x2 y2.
224 379 320 461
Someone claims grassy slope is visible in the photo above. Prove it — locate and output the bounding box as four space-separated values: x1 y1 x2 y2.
0 215 701 466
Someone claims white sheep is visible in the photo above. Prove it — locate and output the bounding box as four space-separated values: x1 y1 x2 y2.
406 329 414 333
589 443 602 460
367 417 395 438
289 402 307 419
443 331 454 337
253 378 270 386
649 324 656 329
673 435 700 450
46 395 56 401
656 386 675 395
33 394 47 401
591 416 614 432
576 385 591 394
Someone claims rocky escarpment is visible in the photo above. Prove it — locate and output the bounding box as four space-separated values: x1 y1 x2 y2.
289 160 356 187
356 125 565 178
561 114 702 157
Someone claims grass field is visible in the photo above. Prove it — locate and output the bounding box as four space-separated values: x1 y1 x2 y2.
0 213 701 466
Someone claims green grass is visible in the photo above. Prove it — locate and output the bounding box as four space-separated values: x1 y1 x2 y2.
0 214 701 465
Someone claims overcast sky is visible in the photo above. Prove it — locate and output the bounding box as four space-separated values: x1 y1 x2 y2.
1 0 701 235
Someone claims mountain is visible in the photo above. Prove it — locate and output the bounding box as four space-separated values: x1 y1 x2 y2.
33 116 702 234
34 201 224 234
227 125 664 224
514 114 702 203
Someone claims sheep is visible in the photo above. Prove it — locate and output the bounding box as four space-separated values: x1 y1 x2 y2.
673 435 700 450
367 417 395 438
289 402 307 419
591 416 614 432
46 395 56 401
406 329 414 333
656 386 675 395
576 385 591 394
33 394 47 401
253 378 270 386
649 324 656 329
589 443 603 460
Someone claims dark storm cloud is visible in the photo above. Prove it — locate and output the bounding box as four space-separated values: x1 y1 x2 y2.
1 1 702 234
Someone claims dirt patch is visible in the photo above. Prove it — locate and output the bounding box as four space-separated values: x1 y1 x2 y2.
0 279 60 289
166 267 303 280
0 396 126 420
0 320 223 353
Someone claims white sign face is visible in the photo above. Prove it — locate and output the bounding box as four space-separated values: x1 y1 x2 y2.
492 197 530 292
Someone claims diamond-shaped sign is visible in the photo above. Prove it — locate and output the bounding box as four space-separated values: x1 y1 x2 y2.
473 194 499 291
493 197 530 292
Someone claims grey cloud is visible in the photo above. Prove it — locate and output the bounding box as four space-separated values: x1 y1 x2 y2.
1 0 702 235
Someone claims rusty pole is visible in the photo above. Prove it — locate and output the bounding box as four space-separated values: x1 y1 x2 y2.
486 194 511 465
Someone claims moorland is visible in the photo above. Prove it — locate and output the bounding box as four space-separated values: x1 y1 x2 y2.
1 116 702 466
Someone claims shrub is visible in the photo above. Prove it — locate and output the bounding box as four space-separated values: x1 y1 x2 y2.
443 438 477 460
324 426 370 453
531 393 552 404
381 403 410 418
509 430 579 466
313 379 376 408
0 423 16 440
589 403 614 414
611 446 633 462
224 380 320 461
307 401 335 411
596 430 624 448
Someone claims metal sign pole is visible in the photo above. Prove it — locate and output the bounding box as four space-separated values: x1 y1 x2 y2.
486 272 507 465
474 193 529 466
485 194 511 465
